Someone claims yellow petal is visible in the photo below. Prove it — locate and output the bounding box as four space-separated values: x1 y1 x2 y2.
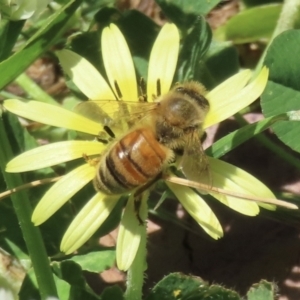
209 157 276 213
147 23 180 100
166 182 223 239
6 141 104 172
101 24 138 100
204 69 251 128
61 193 119 254
56 50 115 100
210 191 260 216
32 164 95 225
116 194 148 271
4 100 103 135
204 67 269 128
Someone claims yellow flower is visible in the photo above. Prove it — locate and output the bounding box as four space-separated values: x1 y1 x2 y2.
4 23 273 271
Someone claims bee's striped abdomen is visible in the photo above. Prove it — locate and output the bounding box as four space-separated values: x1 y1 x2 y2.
94 128 169 195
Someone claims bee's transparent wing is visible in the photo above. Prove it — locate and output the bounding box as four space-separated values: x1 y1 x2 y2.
178 132 211 193
74 100 114 126
75 100 156 127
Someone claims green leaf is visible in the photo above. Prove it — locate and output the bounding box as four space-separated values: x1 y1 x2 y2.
117 10 159 58
243 0 283 7
0 202 26 254
206 114 288 158
197 41 239 89
52 260 100 300
19 271 39 300
100 286 124 300
54 274 71 300
2 110 25 155
93 6 122 29
0 19 25 61
70 31 103 74
176 17 212 82
4 239 30 261
262 82 300 116
247 280 276 300
215 4 282 44
133 56 148 80
146 273 204 300
261 29 300 152
0 0 83 90
69 250 115 273
146 273 241 300
155 0 221 29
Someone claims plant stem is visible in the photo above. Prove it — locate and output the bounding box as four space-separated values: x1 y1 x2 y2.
15 73 58 105
0 90 24 100
124 197 148 300
0 115 58 299
255 0 300 73
271 0 300 38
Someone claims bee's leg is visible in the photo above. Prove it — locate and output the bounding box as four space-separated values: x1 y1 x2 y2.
82 153 90 162
133 173 162 225
97 125 115 143
82 153 99 167
200 131 207 143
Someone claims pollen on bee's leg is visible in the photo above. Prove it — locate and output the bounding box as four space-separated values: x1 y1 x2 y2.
82 153 99 167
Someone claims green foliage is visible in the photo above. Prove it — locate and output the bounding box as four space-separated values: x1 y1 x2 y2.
19 272 40 300
115 10 159 58
247 280 276 300
100 286 124 300
146 273 239 300
261 29 300 152
215 4 282 44
52 260 100 299
0 19 25 61
243 0 283 7
68 250 116 273
206 114 288 158
0 0 83 90
176 16 212 82
155 0 221 29
198 41 239 89
146 273 277 300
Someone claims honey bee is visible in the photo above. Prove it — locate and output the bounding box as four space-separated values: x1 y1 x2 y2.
78 81 210 221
